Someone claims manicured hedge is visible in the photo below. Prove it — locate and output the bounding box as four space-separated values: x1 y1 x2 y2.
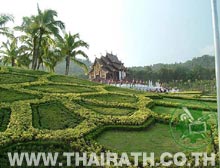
104 85 142 94
82 93 138 104
154 100 217 111
0 67 217 167
48 75 100 86
6 66 48 75
25 83 97 93
77 101 136 116
0 108 11 132
161 93 217 102
85 117 155 140
0 73 37 84
146 94 163 99
0 88 41 102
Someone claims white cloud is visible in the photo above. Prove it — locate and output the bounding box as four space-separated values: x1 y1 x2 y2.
199 45 214 56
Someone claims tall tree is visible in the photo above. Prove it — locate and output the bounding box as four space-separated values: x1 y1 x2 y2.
41 35 63 72
58 32 89 75
0 35 20 66
15 16 39 69
33 5 65 70
17 5 65 70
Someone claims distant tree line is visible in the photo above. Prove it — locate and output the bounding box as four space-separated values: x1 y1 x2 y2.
127 55 216 83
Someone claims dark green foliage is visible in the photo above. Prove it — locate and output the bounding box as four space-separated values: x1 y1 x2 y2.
167 79 216 95
0 141 74 168
0 108 11 132
128 55 215 82
48 75 99 86
79 101 136 116
31 101 83 130
0 88 40 102
83 93 138 103
127 55 216 94
26 83 96 93
0 73 37 84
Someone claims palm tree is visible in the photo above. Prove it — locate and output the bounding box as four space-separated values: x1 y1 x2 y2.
17 5 65 70
43 47 63 72
41 35 63 72
15 16 39 69
0 14 14 36
32 5 65 70
0 35 19 66
0 32 31 68
58 32 89 75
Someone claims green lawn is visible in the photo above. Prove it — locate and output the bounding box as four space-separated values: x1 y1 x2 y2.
26 84 96 93
0 73 37 84
31 102 83 130
48 75 100 86
79 101 136 116
151 106 182 115
151 105 217 124
0 141 73 167
83 93 138 103
0 108 11 132
0 88 40 102
96 123 186 157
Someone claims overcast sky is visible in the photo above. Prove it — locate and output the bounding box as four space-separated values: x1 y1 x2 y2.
0 0 219 67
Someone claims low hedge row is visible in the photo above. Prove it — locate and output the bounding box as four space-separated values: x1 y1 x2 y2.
85 117 155 140
146 94 163 99
161 93 217 102
154 100 217 112
75 97 136 109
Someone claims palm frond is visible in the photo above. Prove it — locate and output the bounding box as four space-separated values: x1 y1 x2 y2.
0 14 14 26
74 50 88 59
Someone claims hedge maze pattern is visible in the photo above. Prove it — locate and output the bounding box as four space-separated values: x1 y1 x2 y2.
0 67 218 167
